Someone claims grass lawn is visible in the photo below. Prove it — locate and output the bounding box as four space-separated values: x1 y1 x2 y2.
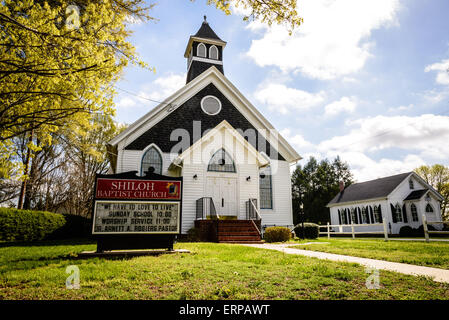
289 238 449 269
0 239 448 300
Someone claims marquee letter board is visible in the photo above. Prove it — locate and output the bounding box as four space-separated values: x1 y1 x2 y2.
92 170 183 252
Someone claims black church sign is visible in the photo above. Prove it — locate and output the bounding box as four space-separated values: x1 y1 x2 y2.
92 171 182 252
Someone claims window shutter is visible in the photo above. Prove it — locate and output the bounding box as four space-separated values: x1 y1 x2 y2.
390 204 397 223
378 205 383 223
402 204 408 223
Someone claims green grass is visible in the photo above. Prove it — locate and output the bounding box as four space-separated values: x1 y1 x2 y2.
289 238 449 269
0 239 448 299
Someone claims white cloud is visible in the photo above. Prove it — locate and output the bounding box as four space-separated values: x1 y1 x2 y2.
139 73 186 102
324 96 357 116
280 128 313 149
387 104 413 113
245 0 400 80
116 97 137 109
116 72 186 111
318 114 449 160
254 83 325 114
425 59 449 85
326 151 425 181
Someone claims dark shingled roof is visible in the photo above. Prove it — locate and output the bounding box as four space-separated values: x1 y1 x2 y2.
328 172 413 206
404 189 428 201
194 20 222 41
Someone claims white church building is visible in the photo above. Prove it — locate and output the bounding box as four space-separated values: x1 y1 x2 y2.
108 18 301 241
327 172 444 235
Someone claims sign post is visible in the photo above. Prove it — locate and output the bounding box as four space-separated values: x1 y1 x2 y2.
92 171 183 252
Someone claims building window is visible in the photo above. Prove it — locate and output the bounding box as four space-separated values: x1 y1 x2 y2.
374 205 382 223
410 203 418 222
425 204 434 213
197 43 206 57
209 45 219 60
201 95 221 115
409 179 414 189
259 165 273 209
207 148 236 173
350 208 357 224
394 204 403 222
361 207 369 224
141 146 162 175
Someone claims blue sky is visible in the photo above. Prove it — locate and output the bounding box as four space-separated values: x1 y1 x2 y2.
114 0 449 181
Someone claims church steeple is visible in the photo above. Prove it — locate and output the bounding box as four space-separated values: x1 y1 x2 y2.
184 17 227 84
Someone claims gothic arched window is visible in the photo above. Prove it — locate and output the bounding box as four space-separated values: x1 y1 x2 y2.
141 146 162 175
209 45 219 59
207 149 236 173
197 43 206 57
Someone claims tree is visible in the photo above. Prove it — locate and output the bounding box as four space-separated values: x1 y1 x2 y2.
292 156 354 225
0 0 153 149
414 164 449 220
209 0 302 33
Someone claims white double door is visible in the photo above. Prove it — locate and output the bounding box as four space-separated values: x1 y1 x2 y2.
205 176 238 217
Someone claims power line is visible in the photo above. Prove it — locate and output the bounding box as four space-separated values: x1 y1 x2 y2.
114 86 175 108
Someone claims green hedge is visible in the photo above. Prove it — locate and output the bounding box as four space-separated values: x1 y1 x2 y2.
294 223 319 239
0 208 66 241
263 226 292 243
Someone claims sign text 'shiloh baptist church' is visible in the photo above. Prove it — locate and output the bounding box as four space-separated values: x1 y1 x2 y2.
107 17 302 242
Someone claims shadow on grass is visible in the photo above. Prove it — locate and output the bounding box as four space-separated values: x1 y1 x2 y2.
0 238 96 248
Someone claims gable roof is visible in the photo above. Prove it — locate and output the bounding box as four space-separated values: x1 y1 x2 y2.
109 66 301 163
169 120 270 170
404 189 429 201
327 172 413 206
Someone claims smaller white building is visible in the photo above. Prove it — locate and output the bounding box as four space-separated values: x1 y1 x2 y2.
327 172 444 235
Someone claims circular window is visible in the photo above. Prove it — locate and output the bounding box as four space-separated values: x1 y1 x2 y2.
201 95 221 115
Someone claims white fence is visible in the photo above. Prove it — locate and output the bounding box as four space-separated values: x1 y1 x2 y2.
422 214 449 242
319 221 389 241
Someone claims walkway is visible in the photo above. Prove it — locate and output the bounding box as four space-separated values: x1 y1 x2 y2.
243 243 449 284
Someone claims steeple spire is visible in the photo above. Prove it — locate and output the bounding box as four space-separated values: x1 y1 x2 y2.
184 18 227 84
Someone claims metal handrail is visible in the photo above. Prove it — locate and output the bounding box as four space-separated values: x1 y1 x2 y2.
246 198 261 235
249 199 262 221
196 197 219 220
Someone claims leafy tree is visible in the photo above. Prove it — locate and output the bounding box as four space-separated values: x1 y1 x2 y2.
414 164 449 220
292 156 354 225
0 0 152 150
209 0 302 33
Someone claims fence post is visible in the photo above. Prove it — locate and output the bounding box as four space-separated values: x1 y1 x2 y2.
351 221 355 239
423 214 430 242
327 222 330 239
383 220 388 242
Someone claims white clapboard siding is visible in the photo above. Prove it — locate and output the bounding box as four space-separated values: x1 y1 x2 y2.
180 164 205 233
238 164 260 219
259 160 293 227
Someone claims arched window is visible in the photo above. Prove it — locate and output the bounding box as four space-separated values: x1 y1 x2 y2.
207 148 236 172
409 179 414 189
350 208 357 224
410 203 418 221
197 43 206 57
209 45 219 60
425 204 434 213
373 205 382 223
395 204 403 222
141 146 162 175
361 207 368 224
259 165 273 209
